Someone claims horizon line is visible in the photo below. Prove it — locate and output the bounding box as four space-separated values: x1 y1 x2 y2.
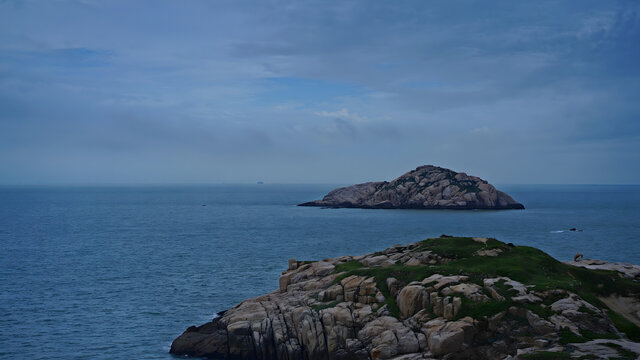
0 182 639 187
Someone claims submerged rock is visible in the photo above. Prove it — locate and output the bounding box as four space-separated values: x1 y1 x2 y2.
171 236 640 359
298 165 524 210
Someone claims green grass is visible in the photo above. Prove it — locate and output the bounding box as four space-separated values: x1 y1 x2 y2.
334 263 429 285
606 309 640 342
559 329 588 344
493 279 520 297
542 292 569 305
412 236 505 259
334 260 364 273
522 302 555 318
582 329 620 340
329 236 640 341
375 276 401 318
426 240 640 301
457 181 481 193
604 342 637 360
519 351 571 359
558 328 619 344
310 301 341 311
578 305 597 315
455 295 512 320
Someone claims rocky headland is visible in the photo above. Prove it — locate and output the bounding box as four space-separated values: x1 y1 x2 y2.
298 165 524 210
170 236 640 359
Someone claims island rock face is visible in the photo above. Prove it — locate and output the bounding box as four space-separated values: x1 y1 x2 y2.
298 165 524 210
171 236 640 359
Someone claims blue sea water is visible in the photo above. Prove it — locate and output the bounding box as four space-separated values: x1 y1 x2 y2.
0 184 639 359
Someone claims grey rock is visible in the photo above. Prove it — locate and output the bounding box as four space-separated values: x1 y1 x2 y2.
425 317 476 356
298 165 524 210
566 258 640 278
397 285 425 319
288 258 298 270
171 240 639 360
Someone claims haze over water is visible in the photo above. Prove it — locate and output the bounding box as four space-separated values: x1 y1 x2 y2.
1 184 638 359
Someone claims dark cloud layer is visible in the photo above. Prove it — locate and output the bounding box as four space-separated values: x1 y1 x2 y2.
0 0 638 184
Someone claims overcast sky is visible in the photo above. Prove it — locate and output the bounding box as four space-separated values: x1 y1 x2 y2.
1 0 638 185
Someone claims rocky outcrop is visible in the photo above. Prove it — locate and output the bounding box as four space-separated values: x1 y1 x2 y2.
298 165 524 210
566 258 640 278
171 236 640 359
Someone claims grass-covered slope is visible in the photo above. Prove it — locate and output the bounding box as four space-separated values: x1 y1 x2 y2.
332 236 640 342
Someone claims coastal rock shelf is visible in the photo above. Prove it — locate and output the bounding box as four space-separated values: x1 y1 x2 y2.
298 165 524 210
170 236 640 359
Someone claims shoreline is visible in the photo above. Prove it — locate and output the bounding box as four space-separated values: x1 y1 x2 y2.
170 236 640 359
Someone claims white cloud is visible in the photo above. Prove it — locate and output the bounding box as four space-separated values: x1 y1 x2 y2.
0 0 638 183
470 126 490 134
315 108 368 123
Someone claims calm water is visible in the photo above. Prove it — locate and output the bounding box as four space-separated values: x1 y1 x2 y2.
0 184 639 359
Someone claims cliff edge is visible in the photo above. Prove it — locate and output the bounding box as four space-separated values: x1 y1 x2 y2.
170 236 640 359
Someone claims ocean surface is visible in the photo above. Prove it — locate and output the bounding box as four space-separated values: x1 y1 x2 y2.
0 184 639 359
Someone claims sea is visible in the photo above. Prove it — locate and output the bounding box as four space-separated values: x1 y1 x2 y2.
0 184 638 359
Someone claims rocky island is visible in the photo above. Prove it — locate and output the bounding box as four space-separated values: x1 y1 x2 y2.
171 236 640 359
298 165 524 210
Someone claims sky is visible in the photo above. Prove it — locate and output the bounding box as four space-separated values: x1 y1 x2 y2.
0 0 639 185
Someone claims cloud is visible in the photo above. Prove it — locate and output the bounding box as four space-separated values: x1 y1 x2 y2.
470 127 489 134
315 109 368 123
0 0 639 184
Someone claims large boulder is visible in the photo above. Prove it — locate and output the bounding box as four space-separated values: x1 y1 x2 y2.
424 317 476 356
396 285 426 319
